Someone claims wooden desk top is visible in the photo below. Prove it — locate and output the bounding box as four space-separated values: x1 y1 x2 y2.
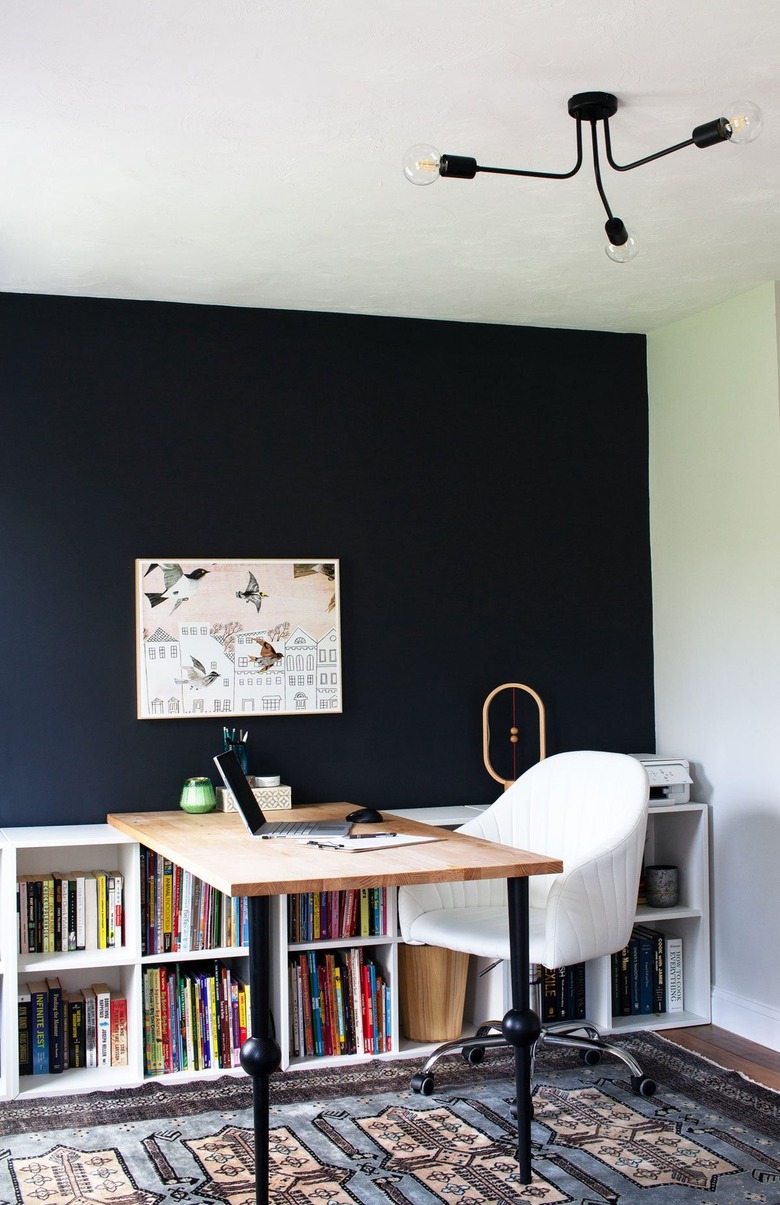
107 804 562 897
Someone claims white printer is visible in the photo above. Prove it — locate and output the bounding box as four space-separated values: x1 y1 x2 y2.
631 754 692 803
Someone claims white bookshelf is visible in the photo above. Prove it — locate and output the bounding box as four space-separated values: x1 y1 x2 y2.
0 802 710 1098
597 803 711 1033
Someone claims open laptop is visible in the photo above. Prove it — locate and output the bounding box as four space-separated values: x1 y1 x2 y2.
213 750 353 838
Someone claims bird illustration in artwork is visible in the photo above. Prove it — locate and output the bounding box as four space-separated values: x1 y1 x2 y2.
236 571 268 612
249 639 284 673
144 563 210 612
293 562 335 581
293 562 337 611
175 655 220 691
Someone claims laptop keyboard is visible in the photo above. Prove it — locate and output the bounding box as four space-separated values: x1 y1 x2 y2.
270 821 315 835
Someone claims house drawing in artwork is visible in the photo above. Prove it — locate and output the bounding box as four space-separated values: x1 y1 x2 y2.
141 623 341 716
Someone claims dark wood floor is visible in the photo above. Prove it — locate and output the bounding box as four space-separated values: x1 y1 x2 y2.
662 1024 780 1092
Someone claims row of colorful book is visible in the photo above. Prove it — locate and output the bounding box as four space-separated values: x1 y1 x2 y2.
288 888 389 944
19 978 128 1074
142 961 251 1076
537 963 587 1023
288 947 391 1058
611 926 684 1016
140 846 248 955
17 869 124 954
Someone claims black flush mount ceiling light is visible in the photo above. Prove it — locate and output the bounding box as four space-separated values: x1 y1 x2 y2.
403 92 762 262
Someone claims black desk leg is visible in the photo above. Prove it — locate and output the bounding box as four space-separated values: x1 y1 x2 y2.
240 895 282 1205
503 876 541 1183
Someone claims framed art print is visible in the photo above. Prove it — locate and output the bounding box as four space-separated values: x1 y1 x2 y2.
136 559 341 718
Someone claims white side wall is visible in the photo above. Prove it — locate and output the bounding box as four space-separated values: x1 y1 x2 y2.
647 282 780 1050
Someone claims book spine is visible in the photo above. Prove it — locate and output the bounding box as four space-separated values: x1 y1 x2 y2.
629 937 641 1015
110 994 129 1066
540 966 558 1022
114 873 124 948
217 963 230 1068
555 966 568 1020
18 986 33 1076
665 935 684 1011
168 967 180 1072
368 960 378 1052
41 878 51 954
360 962 373 1054
183 972 196 1072
75 873 86 950
640 938 654 1014
572 962 586 1020
142 969 154 1075
150 970 164 1073
333 963 346 1055
47 977 64 1072
230 977 241 1066
107 875 116 948
66 878 77 951
237 973 249 1050
84 874 99 951
52 874 64 952
66 992 86 1068
93 982 111 1067
350 948 364 1055
159 969 172 1073
299 953 314 1055
179 869 193 953
30 982 49 1074
385 980 392 1053
308 951 324 1056
163 860 174 952
96 871 108 949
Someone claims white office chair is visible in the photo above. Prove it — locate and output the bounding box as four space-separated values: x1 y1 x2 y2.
398 750 656 1098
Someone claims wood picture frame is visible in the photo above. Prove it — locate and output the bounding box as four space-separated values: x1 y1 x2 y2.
136 558 341 719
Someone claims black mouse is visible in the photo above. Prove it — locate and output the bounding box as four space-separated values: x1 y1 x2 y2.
346 806 384 823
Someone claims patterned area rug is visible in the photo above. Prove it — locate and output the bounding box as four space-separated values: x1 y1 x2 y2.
2 1032 779 1204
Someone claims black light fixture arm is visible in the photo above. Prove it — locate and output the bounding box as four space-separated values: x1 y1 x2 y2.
448 118 584 182
448 119 583 180
589 121 614 220
602 121 696 172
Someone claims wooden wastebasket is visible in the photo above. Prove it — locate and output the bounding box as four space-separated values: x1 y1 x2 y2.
399 944 470 1041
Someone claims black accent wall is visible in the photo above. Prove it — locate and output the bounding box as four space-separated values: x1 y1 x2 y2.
0 293 654 825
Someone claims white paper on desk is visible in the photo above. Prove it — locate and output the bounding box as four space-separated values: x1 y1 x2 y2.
299 833 443 853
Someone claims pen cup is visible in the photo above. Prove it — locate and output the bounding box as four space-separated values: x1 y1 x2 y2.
224 740 249 775
179 777 217 815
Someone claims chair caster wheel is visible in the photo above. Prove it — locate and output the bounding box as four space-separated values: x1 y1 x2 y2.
631 1074 657 1098
462 1045 485 1065
580 1048 602 1066
411 1073 435 1096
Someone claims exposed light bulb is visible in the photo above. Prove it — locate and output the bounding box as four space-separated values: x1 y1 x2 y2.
724 100 763 144
604 218 639 263
403 144 442 185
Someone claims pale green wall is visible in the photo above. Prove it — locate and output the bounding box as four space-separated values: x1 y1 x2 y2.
648 281 780 1048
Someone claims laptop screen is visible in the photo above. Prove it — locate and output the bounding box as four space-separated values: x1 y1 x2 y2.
213 750 267 834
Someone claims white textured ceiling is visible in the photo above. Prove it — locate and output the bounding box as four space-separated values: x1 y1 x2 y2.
2 0 779 333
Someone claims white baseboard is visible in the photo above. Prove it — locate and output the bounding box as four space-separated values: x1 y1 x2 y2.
711 986 780 1053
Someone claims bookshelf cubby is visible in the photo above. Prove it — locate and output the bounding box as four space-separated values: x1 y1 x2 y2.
0 802 709 1099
